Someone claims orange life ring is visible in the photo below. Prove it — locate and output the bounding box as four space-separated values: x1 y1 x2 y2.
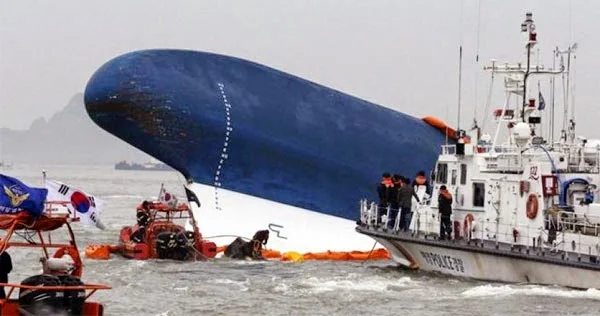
526 194 539 219
54 246 83 277
463 214 474 240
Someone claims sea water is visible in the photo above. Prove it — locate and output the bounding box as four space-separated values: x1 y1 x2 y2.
5 164 600 316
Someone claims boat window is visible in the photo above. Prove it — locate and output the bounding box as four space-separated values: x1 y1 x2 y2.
460 164 467 185
436 163 448 184
451 169 457 185
473 182 485 207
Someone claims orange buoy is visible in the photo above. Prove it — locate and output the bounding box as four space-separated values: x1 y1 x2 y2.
261 249 282 259
347 249 390 260
84 244 111 260
216 246 227 254
526 193 539 219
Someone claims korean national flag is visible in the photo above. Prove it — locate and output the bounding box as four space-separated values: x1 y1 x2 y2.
45 179 106 230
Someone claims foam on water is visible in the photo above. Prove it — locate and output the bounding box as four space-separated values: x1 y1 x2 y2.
272 272 415 296
301 275 413 293
462 284 600 300
208 278 250 292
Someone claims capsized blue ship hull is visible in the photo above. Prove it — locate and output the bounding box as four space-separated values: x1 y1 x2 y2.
84 50 446 220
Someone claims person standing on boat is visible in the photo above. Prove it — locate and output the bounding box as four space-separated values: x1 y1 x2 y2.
0 251 12 299
438 185 453 240
387 174 403 229
377 173 394 224
412 170 431 196
398 177 419 231
131 201 152 243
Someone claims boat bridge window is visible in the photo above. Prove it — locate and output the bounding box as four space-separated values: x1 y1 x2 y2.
460 164 467 185
451 169 457 185
473 182 485 207
436 163 448 184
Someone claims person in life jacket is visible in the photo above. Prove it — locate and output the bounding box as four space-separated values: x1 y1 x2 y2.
438 185 453 240
131 201 152 243
398 177 420 231
412 170 431 196
376 173 394 223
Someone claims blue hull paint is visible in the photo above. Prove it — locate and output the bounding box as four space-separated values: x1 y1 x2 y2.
84 50 446 220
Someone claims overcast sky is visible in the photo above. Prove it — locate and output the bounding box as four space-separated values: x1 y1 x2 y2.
1 0 598 138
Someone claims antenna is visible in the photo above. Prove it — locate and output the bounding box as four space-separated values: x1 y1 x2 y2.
557 43 577 143
473 0 482 133
550 47 557 146
570 44 577 127
520 12 536 123
457 45 463 131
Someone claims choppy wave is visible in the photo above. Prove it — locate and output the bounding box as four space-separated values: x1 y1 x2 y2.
462 284 600 300
208 278 250 292
12 165 600 315
271 272 414 296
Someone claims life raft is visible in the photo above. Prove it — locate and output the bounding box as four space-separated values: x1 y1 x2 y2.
84 245 112 260
526 193 539 219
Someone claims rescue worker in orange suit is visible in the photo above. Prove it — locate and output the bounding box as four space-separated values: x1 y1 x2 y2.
438 185 453 240
131 201 152 243
0 251 12 299
377 173 394 224
412 170 431 196
398 177 419 231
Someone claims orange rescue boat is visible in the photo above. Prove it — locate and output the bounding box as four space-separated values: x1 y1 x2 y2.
114 200 217 261
0 203 110 316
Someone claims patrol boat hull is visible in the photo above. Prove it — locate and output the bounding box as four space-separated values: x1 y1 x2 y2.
360 227 600 289
83 49 447 252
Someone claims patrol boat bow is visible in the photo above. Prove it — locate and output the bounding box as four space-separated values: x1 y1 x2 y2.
357 12 600 289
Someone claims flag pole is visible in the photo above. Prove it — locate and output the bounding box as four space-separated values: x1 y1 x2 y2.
41 170 48 215
158 183 164 202
538 80 542 139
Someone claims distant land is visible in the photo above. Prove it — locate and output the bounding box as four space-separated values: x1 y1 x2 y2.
0 93 154 165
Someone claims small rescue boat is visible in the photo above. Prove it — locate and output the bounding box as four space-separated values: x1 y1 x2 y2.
116 200 217 260
0 204 110 315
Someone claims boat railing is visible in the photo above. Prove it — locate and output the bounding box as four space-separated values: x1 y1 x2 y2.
440 144 522 157
358 201 600 258
480 155 523 173
0 283 111 301
549 210 600 236
441 145 456 155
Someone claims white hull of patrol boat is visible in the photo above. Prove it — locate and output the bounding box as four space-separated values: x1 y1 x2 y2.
369 235 600 289
186 182 401 258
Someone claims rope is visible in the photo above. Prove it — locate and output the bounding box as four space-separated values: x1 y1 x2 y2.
180 234 212 261
361 240 379 266
189 244 210 261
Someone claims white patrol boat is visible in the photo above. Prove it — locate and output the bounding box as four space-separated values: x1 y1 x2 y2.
357 12 600 289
